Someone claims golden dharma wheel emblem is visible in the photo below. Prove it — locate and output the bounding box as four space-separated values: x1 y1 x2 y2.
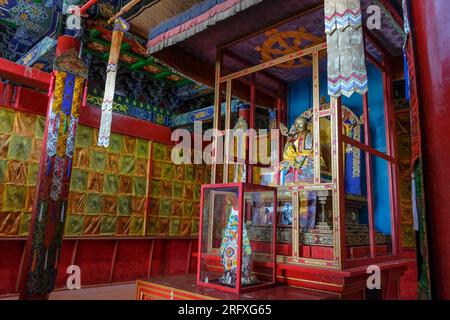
255 27 325 69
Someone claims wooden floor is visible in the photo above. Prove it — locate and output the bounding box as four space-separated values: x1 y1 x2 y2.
0 283 136 300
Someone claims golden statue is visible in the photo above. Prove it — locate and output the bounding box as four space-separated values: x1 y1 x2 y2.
280 115 328 183
280 116 314 171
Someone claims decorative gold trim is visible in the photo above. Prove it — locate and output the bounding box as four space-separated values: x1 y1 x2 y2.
139 281 218 300
313 50 321 185
211 51 222 184
223 80 232 182
276 275 344 288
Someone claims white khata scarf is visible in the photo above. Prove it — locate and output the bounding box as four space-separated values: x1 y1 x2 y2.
98 18 129 147
325 0 368 97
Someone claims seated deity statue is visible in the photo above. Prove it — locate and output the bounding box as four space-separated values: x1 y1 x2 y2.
279 115 328 183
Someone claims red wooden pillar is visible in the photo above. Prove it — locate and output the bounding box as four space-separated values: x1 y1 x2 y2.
18 35 87 300
410 0 450 299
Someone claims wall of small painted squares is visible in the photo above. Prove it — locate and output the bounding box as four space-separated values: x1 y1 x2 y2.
0 107 44 236
65 123 151 236
147 143 210 237
0 106 205 237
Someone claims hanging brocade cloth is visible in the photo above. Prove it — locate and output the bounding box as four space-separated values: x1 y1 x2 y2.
325 0 368 97
98 18 130 147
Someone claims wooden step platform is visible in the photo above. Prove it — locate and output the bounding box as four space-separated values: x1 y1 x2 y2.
136 275 339 300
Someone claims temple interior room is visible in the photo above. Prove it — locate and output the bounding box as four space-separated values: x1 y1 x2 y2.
0 0 449 302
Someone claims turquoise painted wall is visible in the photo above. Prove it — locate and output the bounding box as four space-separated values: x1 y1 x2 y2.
287 63 392 234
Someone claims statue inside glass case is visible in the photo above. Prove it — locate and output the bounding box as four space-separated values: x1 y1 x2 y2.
219 195 257 287
279 115 329 183
275 104 377 247
279 115 314 182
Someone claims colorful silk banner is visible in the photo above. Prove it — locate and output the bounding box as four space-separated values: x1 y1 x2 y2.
98 18 129 147
23 69 86 297
325 0 368 97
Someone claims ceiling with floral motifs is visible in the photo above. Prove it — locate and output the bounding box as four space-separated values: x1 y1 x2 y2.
0 0 61 61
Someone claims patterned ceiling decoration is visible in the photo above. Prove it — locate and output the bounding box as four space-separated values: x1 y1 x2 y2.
0 0 214 118
63 0 121 18
84 20 191 87
86 52 215 121
176 82 213 102
0 0 61 61
16 36 57 72
87 54 183 112
63 0 160 20
223 0 403 90
63 0 186 25
0 23 19 61
225 8 328 88
9 0 138 72
255 27 326 69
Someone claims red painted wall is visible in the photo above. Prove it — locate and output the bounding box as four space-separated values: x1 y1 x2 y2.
0 241 24 294
410 0 450 299
0 239 196 295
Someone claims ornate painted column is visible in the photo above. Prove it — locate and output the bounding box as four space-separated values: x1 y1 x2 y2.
18 35 87 300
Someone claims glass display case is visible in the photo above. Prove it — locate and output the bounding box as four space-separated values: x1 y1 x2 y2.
197 183 277 294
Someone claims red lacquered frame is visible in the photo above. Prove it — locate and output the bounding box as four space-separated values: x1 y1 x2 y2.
197 182 277 294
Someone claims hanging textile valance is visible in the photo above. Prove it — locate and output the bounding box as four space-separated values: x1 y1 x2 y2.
147 0 263 54
325 0 368 97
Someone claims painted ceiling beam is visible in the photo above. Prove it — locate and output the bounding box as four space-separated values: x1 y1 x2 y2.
86 23 191 86
16 37 57 68
89 28 102 39
154 70 172 79
130 60 149 69
121 42 131 51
